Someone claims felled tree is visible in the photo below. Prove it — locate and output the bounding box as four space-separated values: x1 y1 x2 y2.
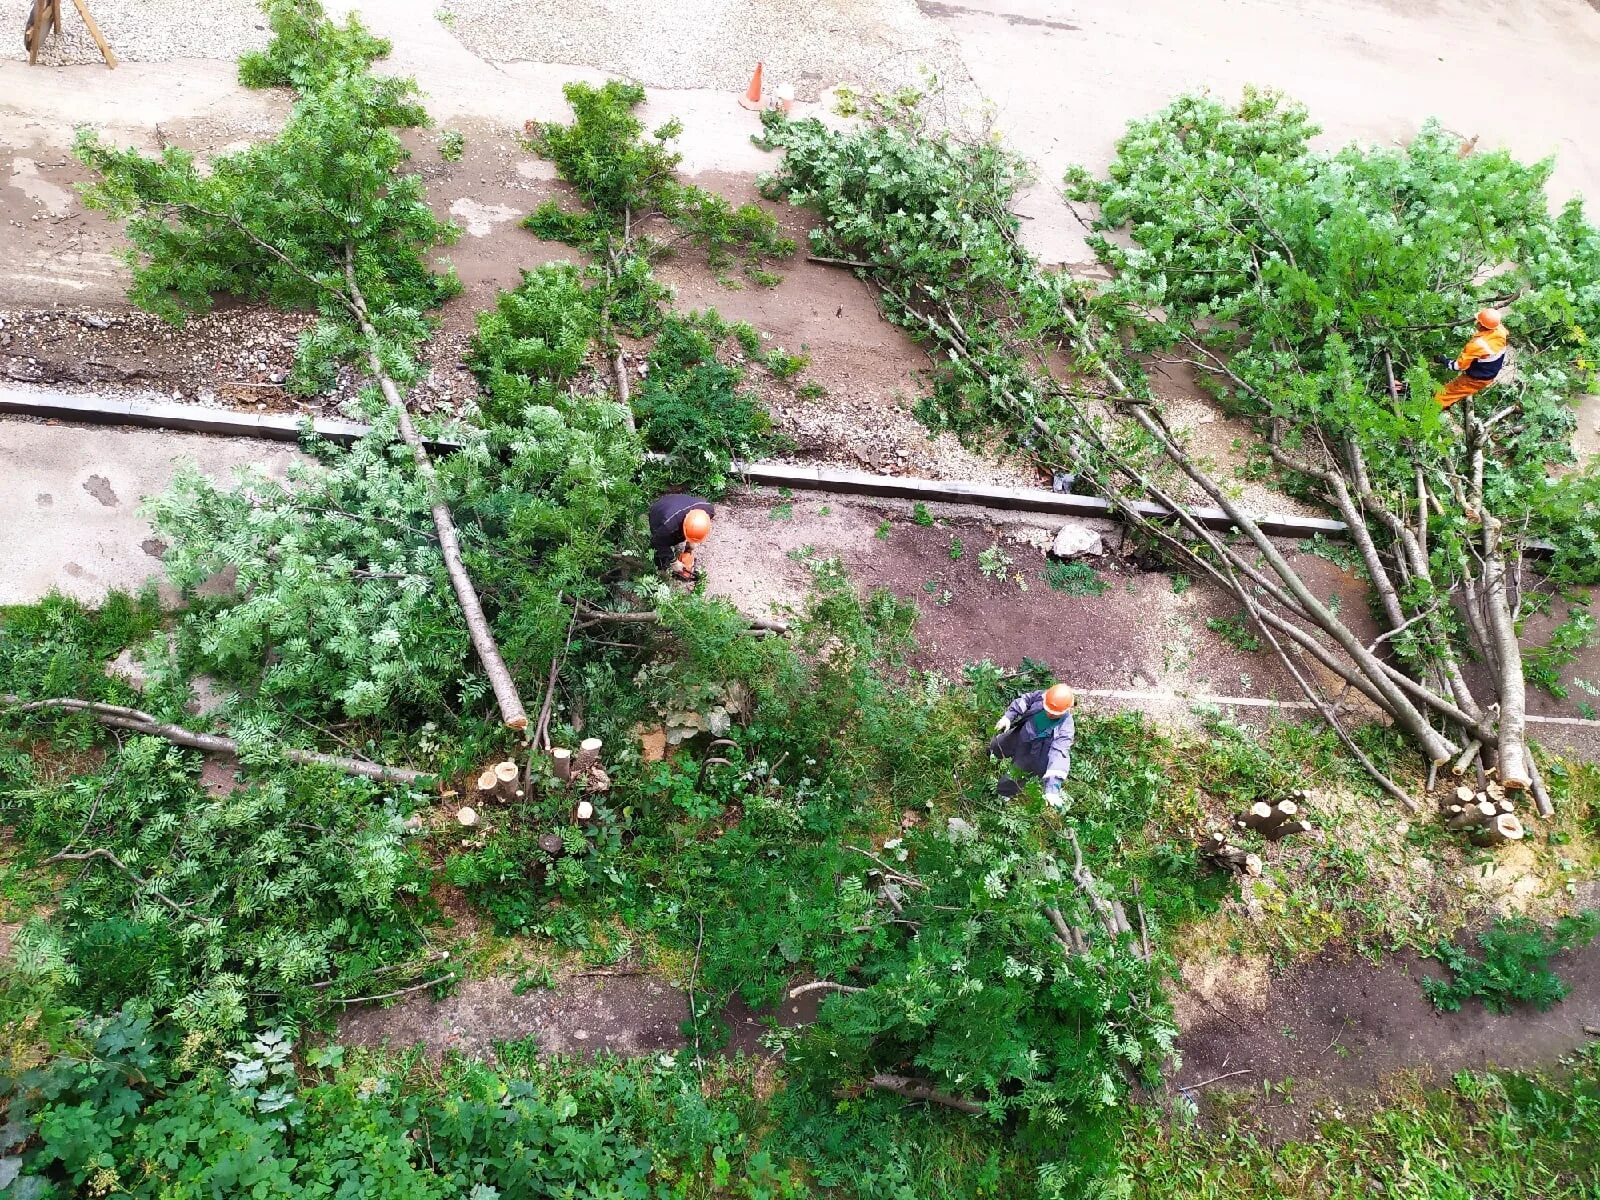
1062 93 1600 810
74 0 527 730
786 821 1170 1175
759 93 1600 813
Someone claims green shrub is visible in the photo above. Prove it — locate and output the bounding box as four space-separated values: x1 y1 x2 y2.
1423 912 1600 1013
634 313 784 493
466 264 598 425
4 1014 808 1198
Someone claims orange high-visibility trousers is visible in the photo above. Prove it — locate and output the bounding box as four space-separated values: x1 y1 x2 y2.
1436 374 1494 410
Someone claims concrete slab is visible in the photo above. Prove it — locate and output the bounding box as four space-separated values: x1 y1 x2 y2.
0 416 304 606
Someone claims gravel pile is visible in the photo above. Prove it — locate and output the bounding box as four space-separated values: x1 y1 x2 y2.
438 0 973 102
0 305 480 419
14 0 267 66
765 380 1038 486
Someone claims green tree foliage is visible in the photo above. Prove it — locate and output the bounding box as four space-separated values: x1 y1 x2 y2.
1065 89 1600 583
757 97 1062 437
466 264 599 425
146 435 468 723
0 738 422 1041
147 394 642 734
759 91 1599 800
526 80 794 278
236 0 391 90
635 313 785 493
75 0 458 396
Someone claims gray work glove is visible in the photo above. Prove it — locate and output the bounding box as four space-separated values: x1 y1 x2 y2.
994 716 1012 734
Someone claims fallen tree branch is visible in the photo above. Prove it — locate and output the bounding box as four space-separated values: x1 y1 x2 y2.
3 695 428 784
535 600 578 753
575 602 788 634
868 1073 986 1115
44 848 187 915
789 979 867 1000
331 972 457 1006
1179 1068 1252 1091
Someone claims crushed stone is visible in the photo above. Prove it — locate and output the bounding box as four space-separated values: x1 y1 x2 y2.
437 0 975 102
13 0 267 66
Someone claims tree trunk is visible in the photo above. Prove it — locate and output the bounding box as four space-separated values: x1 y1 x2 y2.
1480 522 1531 791
868 1074 985 1115
343 254 527 730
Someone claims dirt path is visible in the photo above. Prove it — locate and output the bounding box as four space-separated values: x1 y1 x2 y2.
336 972 823 1061
1174 939 1600 1138
333 928 1600 1134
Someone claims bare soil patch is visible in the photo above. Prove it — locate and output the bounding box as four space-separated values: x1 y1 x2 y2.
336 970 822 1061
1175 941 1600 1140
707 490 1383 708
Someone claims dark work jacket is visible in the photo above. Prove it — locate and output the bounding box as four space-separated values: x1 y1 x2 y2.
647 494 715 550
991 690 1075 784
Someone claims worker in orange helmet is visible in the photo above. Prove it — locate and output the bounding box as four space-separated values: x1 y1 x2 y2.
647 493 714 582
1435 308 1509 411
990 683 1076 808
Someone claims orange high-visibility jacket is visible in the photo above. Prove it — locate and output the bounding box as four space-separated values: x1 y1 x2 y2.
1448 325 1509 381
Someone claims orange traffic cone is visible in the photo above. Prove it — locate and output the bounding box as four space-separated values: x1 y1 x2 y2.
738 62 765 111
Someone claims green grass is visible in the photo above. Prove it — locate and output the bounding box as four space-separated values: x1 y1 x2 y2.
1122 1047 1600 1198
1044 559 1109 596
1207 612 1263 653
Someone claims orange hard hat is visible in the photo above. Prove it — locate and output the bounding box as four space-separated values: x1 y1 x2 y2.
1044 684 1076 717
683 508 712 544
1475 307 1502 329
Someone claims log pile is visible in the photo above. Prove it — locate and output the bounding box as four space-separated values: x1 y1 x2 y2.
1233 791 1313 842
1200 831 1262 876
1441 783 1524 847
1200 790 1315 874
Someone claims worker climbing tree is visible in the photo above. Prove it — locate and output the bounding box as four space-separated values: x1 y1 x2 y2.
1435 307 1510 410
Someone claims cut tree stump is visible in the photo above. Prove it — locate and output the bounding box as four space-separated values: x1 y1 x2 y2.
1235 797 1312 842
574 737 603 774
474 759 522 803
1471 812 1525 846
1201 831 1261 875
493 759 521 801
551 746 572 782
